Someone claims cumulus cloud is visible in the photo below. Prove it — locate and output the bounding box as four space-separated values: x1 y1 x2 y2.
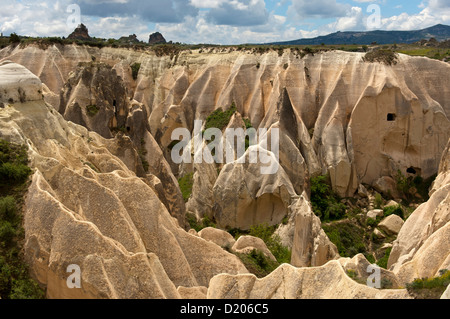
289 0 350 19
1 0 449 45
204 0 270 26
78 0 199 23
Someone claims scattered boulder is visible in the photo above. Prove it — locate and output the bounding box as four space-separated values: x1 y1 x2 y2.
357 184 369 198
367 209 384 220
373 228 386 239
198 227 236 250
373 176 401 199
378 215 405 235
385 200 400 208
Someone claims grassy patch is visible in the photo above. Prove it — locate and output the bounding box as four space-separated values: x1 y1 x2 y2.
130 62 141 80
0 140 32 186
383 205 404 219
178 173 194 202
362 49 399 66
229 223 291 265
0 139 45 299
204 103 237 131
310 175 346 222
234 250 279 278
185 213 216 233
376 247 392 269
86 104 99 117
406 270 450 299
395 170 436 204
248 224 291 264
322 221 366 258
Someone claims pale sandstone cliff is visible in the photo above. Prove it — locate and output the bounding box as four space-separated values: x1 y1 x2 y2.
388 138 450 285
0 63 247 298
1 44 448 201
1 45 450 299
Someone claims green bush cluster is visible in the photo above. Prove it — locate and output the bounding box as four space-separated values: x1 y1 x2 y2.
248 224 291 264
130 62 141 80
323 222 366 258
310 175 346 222
204 103 237 131
9 33 20 44
395 170 436 203
185 213 216 233
383 205 404 219
178 173 194 202
234 250 279 278
85 104 99 117
362 49 399 65
376 247 392 269
406 270 450 299
0 139 44 299
0 140 32 185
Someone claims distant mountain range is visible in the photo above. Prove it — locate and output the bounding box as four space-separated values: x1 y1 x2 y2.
268 24 450 46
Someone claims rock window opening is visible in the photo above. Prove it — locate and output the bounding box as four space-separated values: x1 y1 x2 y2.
387 113 396 121
407 167 420 175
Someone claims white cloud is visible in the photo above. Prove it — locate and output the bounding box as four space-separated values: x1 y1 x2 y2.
289 0 350 19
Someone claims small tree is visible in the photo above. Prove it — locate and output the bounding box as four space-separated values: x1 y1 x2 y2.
9 33 20 44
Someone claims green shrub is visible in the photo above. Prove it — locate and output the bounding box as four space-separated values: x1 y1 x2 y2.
86 104 99 117
376 247 392 269
310 175 346 222
366 217 377 228
185 212 217 232
234 250 278 278
9 278 45 299
243 118 253 130
131 62 141 80
204 103 237 131
323 202 346 221
383 205 404 219
0 196 16 221
0 163 31 184
248 223 291 264
406 270 450 299
0 139 45 299
323 222 366 258
374 193 383 209
363 49 398 66
0 221 16 246
178 173 194 202
9 33 20 44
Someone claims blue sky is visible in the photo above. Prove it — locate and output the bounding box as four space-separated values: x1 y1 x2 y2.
1 1 450 44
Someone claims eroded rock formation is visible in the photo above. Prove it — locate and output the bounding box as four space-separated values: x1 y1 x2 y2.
1 45 450 299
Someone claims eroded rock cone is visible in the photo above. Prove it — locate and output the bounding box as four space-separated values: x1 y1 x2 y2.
68 24 91 41
149 32 166 45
